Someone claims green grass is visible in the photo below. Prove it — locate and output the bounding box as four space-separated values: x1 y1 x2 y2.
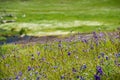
0 0 120 37
0 32 120 79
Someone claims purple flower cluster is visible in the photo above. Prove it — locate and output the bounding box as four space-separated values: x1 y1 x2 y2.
94 75 100 80
94 66 103 80
96 66 103 75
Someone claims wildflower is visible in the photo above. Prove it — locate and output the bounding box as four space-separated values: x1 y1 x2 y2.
115 53 120 58
99 32 104 37
106 56 109 60
96 41 99 46
118 64 120 67
37 52 40 56
72 68 77 73
83 64 87 69
96 66 103 75
98 56 100 59
2 55 5 59
41 57 46 61
93 32 98 39
81 64 87 70
36 76 40 80
100 53 104 58
61 75 65 79
58 43 62 47
94 75 100 80
35 71 38 75
28 66 31 71
58 40 62 47
76 76 80 79
32 67 35 71
82 39 88 43
53 66 58 69
30 72 32 76
68 52 71 56
19 71 22 76
5 64 9 67
23 77 26 80
15 75 20 80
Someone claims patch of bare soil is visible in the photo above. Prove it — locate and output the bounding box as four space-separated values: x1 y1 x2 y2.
12 31 119 45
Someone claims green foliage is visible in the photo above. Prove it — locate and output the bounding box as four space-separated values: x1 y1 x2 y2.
0 36 6 41
19 28 28 35
18 27 31 35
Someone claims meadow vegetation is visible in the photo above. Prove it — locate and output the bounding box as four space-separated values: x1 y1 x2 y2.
0 0 120 80
0 32 120 80
0 0 120 38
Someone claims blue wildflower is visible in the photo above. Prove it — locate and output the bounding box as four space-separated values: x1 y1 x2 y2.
2 55 5 59
28 66 31 71
15 75 20 80
93 32 98 39
61 75 65 79
82 39 88 43
106 56 109 60
72 68 77 73
115 53 120 58
19 71 22 76
35 71 38 75
36 76 40 80
100 53 104 58
99 32 104 37
58 40 62 47
68 52 71 56
98 56 100 59
81 64 87 70
37 52 40 56
96 66 103 75
94 75 100 80
53 66 58 69
23 77 26 80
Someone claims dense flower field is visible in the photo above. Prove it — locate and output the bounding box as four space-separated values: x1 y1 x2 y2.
0 32 120 80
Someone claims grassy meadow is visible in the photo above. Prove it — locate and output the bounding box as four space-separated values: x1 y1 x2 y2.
0 0 120 80
0 0 120 37
0 32 120 80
